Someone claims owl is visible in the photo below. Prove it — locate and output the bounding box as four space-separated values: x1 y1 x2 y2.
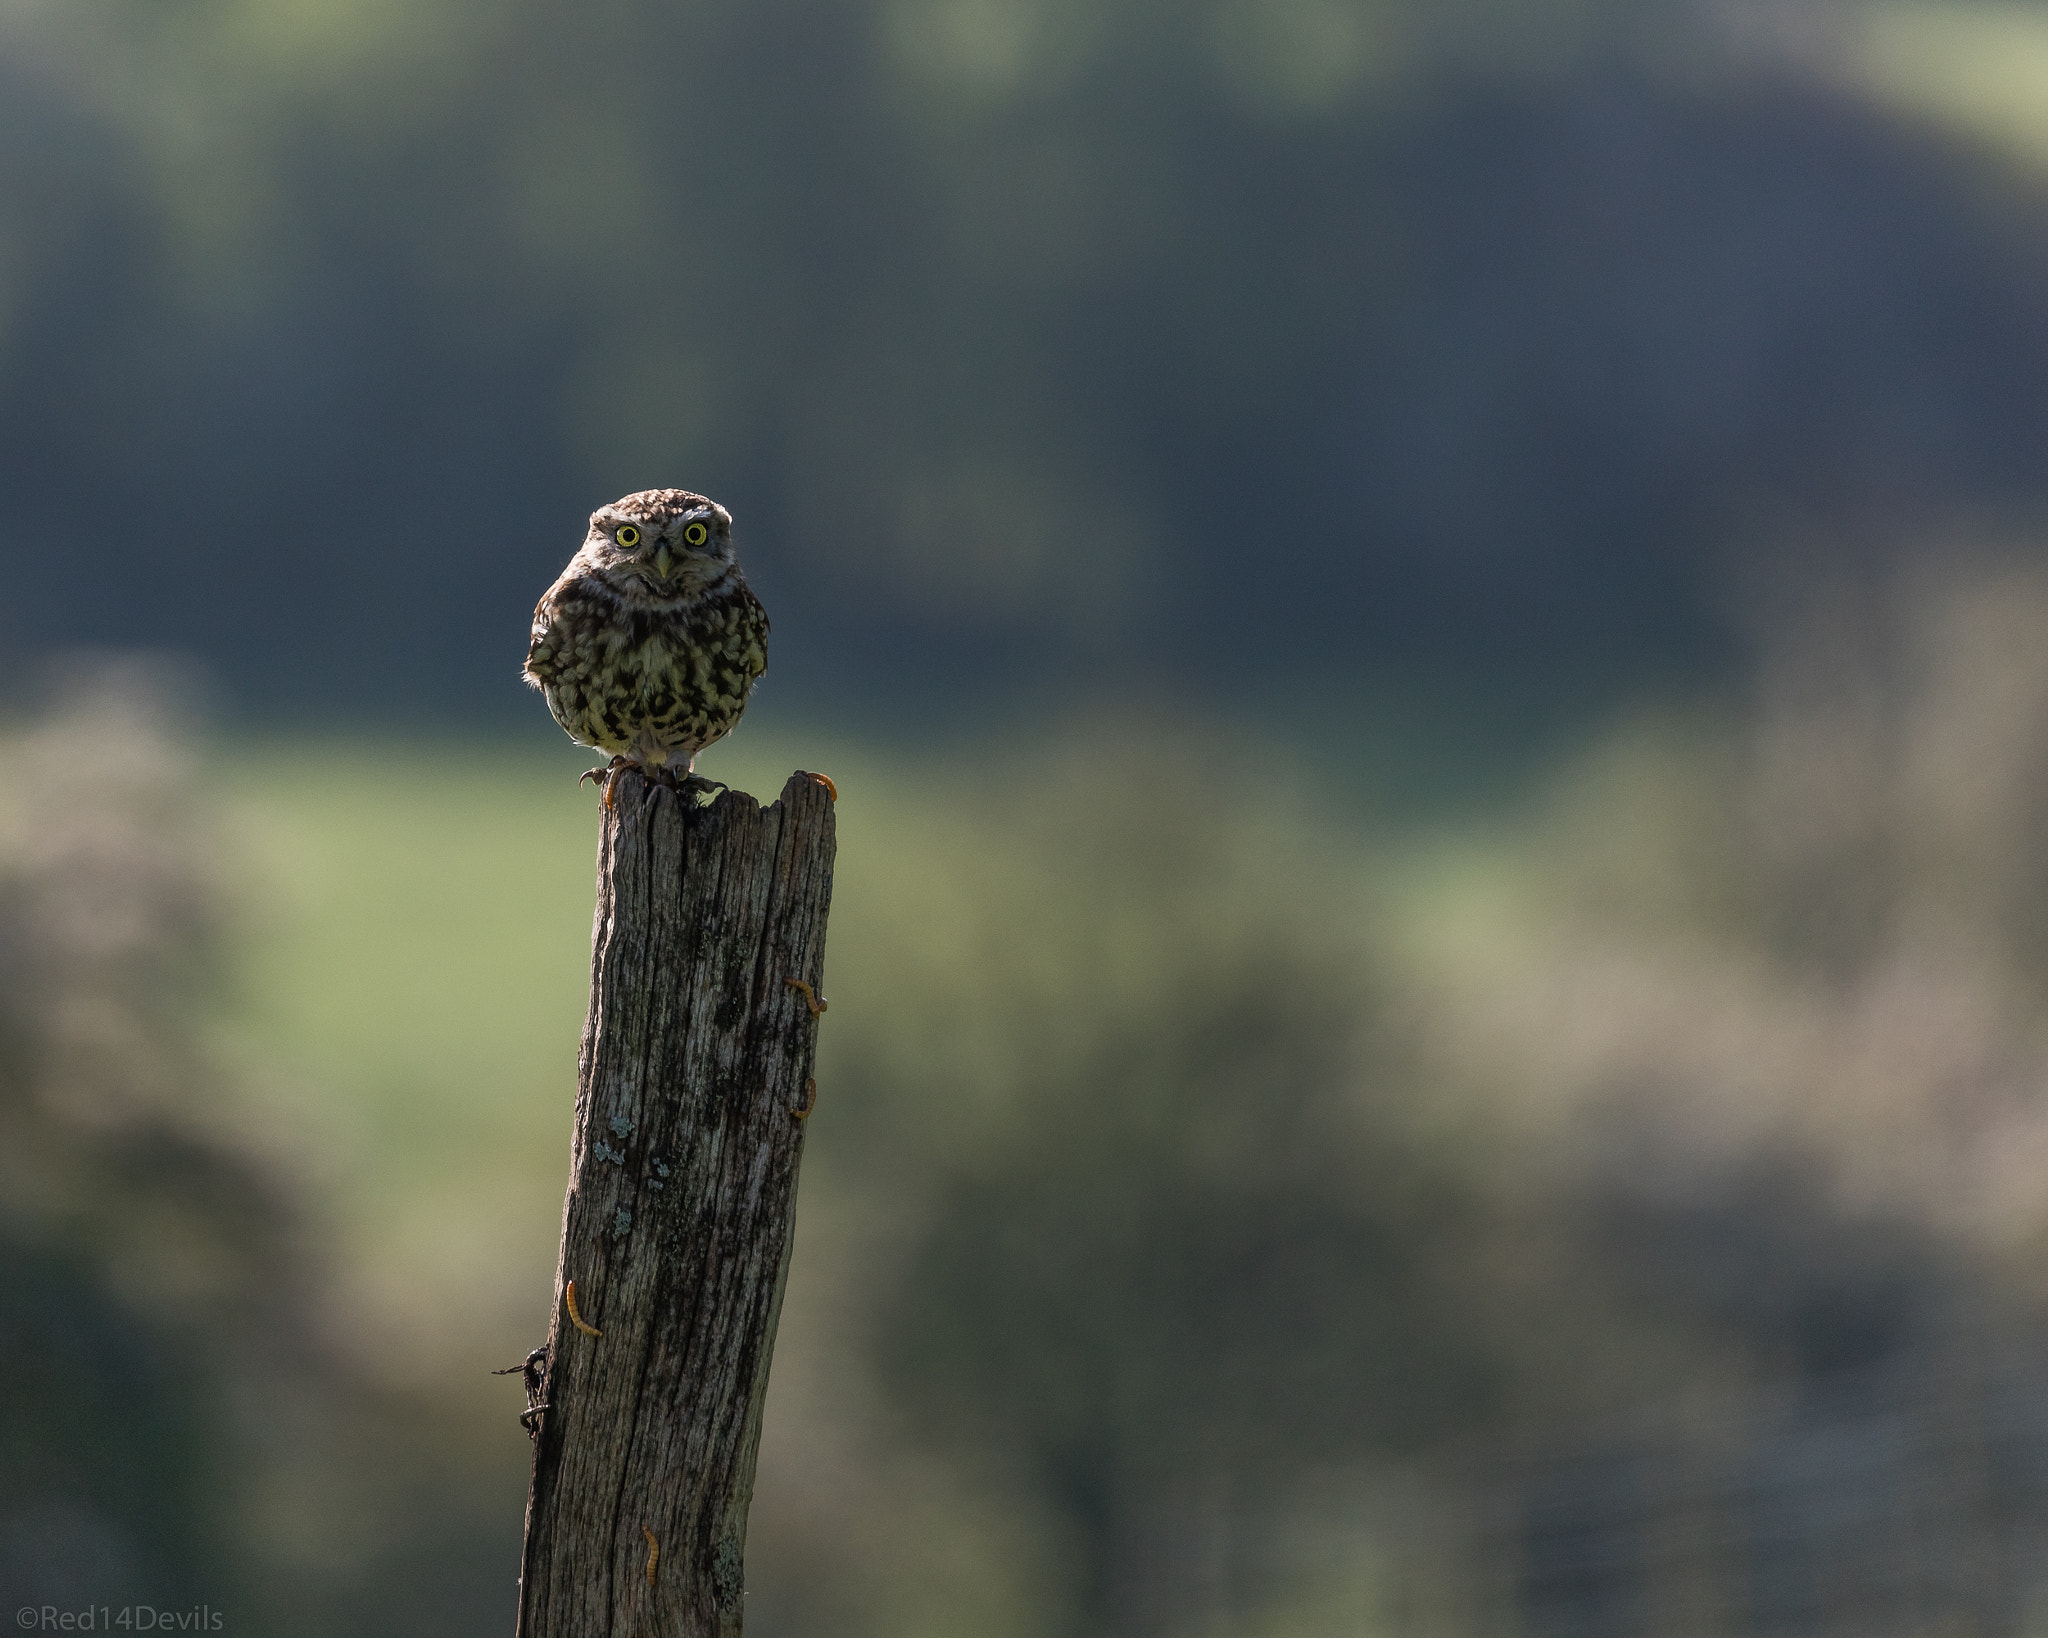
524 490 769 790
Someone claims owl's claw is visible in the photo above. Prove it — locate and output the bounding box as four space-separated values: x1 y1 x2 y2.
641 766 727 807
580 757 631 804
577 759 724 811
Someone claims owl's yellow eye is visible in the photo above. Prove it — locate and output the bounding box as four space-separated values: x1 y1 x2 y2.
615 524 640 547
684 521 709 546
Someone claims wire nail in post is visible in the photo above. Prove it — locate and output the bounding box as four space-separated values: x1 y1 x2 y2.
514 769 837 1637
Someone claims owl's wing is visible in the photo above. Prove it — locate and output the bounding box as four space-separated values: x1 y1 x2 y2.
523 588 565 686
737 578 770 673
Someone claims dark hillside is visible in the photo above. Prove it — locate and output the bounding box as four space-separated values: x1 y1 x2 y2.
0 9 2043 735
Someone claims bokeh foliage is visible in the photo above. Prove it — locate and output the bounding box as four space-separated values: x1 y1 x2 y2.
20 550 2048 1629
15 0 2048 1632
9 0 2048 731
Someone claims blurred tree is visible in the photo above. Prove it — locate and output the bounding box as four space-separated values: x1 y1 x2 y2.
4 1 2048 745
1383 553 2048 1631
819 759 1503 1634
0 664 520 1635
0 663 278 1610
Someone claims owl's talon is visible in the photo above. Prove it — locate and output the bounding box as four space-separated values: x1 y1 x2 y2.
647 769 728 808
581 757 634 809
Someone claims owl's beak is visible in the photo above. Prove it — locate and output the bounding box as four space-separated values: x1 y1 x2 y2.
655 544 674 578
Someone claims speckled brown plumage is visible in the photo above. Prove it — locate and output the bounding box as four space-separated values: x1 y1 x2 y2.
524 489 769 776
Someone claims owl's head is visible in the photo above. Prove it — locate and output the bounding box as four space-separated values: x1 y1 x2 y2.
584 488 737 596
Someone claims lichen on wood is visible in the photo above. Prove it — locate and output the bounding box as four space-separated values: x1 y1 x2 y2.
514 768 836 1637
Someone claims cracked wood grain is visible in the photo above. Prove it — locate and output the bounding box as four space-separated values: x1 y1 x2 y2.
514 768 836 1638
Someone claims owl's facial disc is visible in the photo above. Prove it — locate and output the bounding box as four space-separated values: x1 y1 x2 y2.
582 494 734 597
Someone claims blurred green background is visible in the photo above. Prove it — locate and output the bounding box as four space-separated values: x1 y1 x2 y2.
12 0 2048 1632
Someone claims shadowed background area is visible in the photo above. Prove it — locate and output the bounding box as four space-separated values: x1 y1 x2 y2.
10 0 2048 1632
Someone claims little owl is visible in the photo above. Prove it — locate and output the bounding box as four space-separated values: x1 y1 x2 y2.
524 489 768 792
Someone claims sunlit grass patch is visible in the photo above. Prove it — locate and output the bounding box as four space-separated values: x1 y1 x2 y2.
209 738 599 1386
197 722 1395 1399
206 730 878 1388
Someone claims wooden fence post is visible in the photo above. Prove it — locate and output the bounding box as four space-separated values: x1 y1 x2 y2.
513 768 836 1637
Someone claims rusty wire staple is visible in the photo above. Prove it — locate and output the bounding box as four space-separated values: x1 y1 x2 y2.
492 1346 549 1436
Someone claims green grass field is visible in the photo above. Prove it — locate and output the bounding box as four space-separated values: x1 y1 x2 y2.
208 732 900 1393
195 717 1529 1498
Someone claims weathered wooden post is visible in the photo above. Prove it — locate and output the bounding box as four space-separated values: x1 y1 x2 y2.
513 768 836 1637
